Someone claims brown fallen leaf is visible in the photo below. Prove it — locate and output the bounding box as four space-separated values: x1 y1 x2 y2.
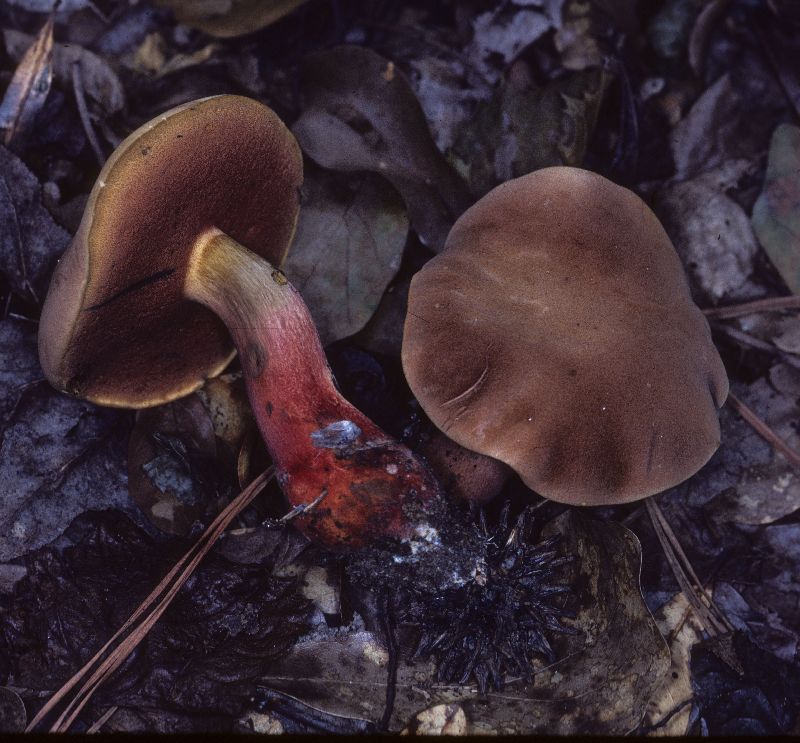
0 15 54 151
292 45 471 253
153 0 310 38
283 168 409 346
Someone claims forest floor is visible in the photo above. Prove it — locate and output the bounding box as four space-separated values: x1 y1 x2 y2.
1 0 800 735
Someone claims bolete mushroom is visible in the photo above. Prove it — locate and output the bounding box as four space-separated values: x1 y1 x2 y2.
402 167 729 506
38 95 441 549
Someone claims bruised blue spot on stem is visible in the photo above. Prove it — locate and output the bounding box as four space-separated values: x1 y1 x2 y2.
311 420 362 450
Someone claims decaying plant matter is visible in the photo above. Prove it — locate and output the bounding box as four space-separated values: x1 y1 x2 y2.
399 504 576 694
5 1 800 732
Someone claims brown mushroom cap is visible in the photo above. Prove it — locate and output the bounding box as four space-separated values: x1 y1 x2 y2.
402 167 729 506
38 95 302 408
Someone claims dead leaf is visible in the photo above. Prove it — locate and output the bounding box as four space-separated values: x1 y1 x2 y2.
407 56 491 153
0 687 26 733
643 592 705 736
132 32 168 75
195 373 254 463
153 0 310 38
468 2 560 84
156 42 221 78
687 0 731 79
654 160 759 302
0 319 130 561
702 370 800 526
728 522 800 664
352 277 410 358
463 513 670 735
0 510 312 732
292 45 471 252
127 395 219 536
451 66 612 196
0 16 53 151
713 581 798 665
4 0 89 10
260 512 669 735
758 21 800 121
752 123 800 295
592 0 639 36
772 317 800 354
554 0 607 70
401 704 467 735
283 168 409 346
689 630 800 734
94 4 165 58
670 59 786 180
646 0 703 61
0 565 28 595
0 320 41 422
4 29 125 115
0 145 70 301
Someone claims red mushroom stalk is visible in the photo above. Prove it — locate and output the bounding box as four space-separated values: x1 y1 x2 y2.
184 229 440 547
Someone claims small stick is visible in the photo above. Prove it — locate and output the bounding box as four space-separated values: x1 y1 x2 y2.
727 392 800 470
703 295 800 320
86 706 117 734
711 323 800 370
71 60 105 167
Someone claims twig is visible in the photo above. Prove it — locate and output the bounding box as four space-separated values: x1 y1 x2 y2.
86 706 117 734
702 295 800 320
26 468 275 733
711 322 800 369
71 60 105 167
646 498 731 637
727 391 800 470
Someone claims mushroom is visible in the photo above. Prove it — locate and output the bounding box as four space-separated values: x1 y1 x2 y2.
418 430 510 505
402 167 729 506
38 95 441 549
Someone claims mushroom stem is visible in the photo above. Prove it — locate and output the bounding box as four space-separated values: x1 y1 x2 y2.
184 229 441 548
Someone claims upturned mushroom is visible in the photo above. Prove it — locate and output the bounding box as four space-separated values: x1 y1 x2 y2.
402 167 729 506
38 95 441 549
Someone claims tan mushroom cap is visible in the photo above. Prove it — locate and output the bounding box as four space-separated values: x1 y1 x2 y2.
39 95 303 408
402 167 729 506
